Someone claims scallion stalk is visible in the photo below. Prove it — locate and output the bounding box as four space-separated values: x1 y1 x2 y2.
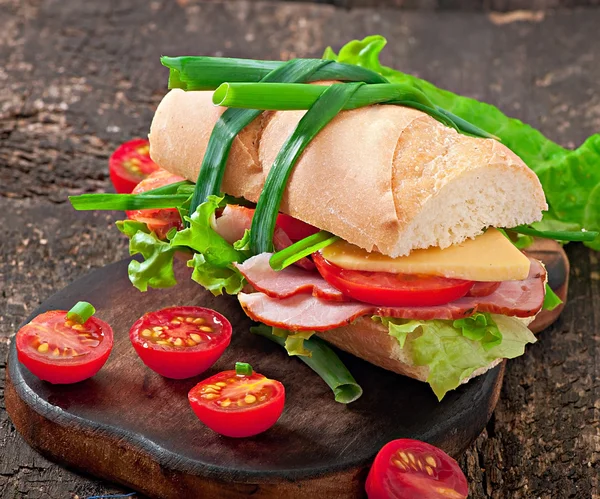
188 59 339 219
69 193 190 211
251 325 363 404
66 301 96 324
235 362 253 376
512 225 599 242
269 231 339 271
250 83 363 254
161 56 387 91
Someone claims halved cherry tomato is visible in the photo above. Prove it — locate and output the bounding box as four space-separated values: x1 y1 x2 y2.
313 253 474 307
16 311 113 384
129 306 232 379
276 213 320 242
109 138 161 193
188 368 285 437
126 169 185 239
366 439 468 499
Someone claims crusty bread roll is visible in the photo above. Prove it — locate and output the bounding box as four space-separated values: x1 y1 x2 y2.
149 88 547 257
317 315 534 384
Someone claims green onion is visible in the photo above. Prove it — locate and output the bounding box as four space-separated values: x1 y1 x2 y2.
66 301 96 324
140 180 192 196
188 59 338 219
269 231 339 271
512 225 599 242
251 325 363 404
235 362 253 376
161 56 387 91
213 82 495 140
69 193 190 211
250 83 363 254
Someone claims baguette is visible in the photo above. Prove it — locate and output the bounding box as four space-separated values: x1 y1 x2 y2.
149 88 547 257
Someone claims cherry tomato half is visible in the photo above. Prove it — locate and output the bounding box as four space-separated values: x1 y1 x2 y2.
276 213 320 242
313 253 474 307
366 439 468 499
16 311 114 384
188 369 285 437
126 169 185 239
109 138 161 193
129 306 232 379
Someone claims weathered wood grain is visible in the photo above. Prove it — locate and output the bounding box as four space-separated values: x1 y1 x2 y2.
1 1 599 498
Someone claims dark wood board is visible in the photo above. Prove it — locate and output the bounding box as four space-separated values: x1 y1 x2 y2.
2 1 599 498
6 256 508 499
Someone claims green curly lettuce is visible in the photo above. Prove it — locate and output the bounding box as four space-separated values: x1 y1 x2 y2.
117 196 247 295
325 36 600 250
375 313 536 400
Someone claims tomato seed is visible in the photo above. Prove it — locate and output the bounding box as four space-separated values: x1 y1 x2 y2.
216 382 227 387
186 339 196 347
202 394 219 400
426 466 434 476
425 456 436 467
192 318 204 324
37 343 49 353
399 452 409 464
152 331 161 338
203 387 219 394
173 338 184 346
64 320 74 327
244 395 257 404
408 453 416 465
156 340 169 345
153 326 163 332
198 326 213 332
220 399 231 407
141 329 152 338
417 460 424 471
52 348 60 356
72 324 86 332
185 317 194 323
392 458 405 470
170 319 181 325
189 333 202 343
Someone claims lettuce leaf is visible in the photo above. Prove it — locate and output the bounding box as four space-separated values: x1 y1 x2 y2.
326 36 600 250
543 283 563 311
272 328 316 357
116 195 247 295
375 313 536 400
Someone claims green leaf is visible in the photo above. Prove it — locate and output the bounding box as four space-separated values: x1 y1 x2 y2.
127 230 177 292
376 314 536 400
271 328 317 357
187 253 245 296
452 313 502 350
328 36 600 249
543 284 563 311
116 220 150 238
233 229 251 252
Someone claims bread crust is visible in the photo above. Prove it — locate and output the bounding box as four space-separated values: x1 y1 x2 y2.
149 88 547 256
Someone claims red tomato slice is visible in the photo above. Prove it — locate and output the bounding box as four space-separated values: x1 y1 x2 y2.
366 439 468 499
276 213 320 242
16 311 113 384
126 168 185 239
313 253 473 307
188 369 285 437
129 306 232 379
109 139 161 193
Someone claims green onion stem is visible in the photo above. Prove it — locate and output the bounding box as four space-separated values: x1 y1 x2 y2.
161 56 387 90
512 225 599 242
213 82 495 140
251 325 363 404
188 59 338 219
250 83 363 254
235 362 253 376
269 231 339 271
66 301 96 324
140 180 192 196
69 193 190 211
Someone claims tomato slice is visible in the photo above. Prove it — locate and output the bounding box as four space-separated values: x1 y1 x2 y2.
366 439 468 499
276 213 320 242
129 306 232 379
188 369 285 437
126 169 185 239
16 311 113 384
109 138 161 193
313 253 474 307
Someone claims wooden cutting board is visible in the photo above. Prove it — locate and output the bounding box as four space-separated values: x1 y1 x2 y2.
4 240 567 499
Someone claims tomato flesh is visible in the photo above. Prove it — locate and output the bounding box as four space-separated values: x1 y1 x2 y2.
126 168 185 239
109 138 161 193
188 370 285 437
129 306 232 379
276 213 320 242
313 253 474 307
366 439 468 499
16 311 113 384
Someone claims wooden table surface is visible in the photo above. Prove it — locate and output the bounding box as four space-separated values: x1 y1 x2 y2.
1 1 599 498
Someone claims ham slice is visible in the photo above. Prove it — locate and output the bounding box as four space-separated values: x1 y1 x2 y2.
235 253 345 301
214 205 315 270
238 258 546 331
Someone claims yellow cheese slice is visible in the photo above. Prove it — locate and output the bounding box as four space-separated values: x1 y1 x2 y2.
320 228 530 282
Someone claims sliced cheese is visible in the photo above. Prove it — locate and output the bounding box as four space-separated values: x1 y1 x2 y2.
320 228 530 282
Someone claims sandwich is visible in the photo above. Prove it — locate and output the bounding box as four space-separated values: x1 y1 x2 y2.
72 40 597 401
145 87 547 400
